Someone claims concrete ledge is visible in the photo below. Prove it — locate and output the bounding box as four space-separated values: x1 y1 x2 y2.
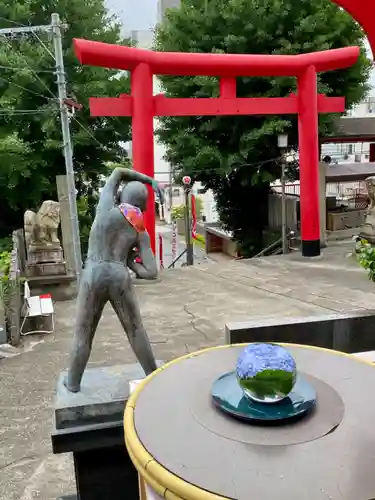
225 310 375 353
327 227 361 242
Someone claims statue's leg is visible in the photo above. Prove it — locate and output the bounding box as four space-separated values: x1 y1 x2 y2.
109 275 157 375
64 271 106 392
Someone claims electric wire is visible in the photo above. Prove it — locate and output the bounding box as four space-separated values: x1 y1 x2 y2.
0 64 55 73
1 35 57 100
0 16 55 61
0 74 55 101
0 20 115 153
0 108 57 115
71 115 108 149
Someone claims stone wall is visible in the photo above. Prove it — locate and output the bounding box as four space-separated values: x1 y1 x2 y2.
225 311 375 354
7 231 23 346
268 193 299 231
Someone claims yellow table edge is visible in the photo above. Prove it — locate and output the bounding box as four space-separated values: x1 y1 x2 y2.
124 343 375 500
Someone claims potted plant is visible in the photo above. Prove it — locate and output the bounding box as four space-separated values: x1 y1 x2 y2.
171 197 204 236
355 238 375 281
171 204 186 235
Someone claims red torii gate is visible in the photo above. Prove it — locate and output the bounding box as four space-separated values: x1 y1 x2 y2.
73 39 359 257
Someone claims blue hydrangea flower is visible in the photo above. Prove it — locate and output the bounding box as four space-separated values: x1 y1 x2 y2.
236 343 297 402
236 343 296 379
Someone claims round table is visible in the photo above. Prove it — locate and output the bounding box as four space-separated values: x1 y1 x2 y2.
124 344 375 500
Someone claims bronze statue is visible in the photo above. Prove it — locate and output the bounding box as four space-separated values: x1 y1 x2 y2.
64 167 164 393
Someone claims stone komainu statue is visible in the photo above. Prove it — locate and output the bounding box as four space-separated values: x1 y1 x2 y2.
359 176 375 244
24 200 61 250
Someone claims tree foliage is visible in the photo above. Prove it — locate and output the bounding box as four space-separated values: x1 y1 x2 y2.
0 0 131 236
155 0 371 255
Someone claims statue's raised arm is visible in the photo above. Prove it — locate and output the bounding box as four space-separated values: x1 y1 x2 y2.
97 167 164 213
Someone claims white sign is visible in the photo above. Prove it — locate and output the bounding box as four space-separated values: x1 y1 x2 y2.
172 220 177 263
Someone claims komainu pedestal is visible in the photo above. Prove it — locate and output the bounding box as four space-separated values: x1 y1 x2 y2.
24 200 67 277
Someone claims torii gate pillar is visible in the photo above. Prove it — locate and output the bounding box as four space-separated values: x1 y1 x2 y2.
131 63 156 247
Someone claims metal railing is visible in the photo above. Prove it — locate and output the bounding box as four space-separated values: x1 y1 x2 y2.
253 230 297 258
272 181 367 199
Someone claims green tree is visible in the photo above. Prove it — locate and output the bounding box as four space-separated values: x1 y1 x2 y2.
0 0 131 237
155 0 371 256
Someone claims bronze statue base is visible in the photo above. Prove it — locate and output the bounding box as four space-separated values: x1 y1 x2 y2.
52 362 163 500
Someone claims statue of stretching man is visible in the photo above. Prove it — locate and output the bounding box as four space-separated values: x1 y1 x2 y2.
64 167 164 393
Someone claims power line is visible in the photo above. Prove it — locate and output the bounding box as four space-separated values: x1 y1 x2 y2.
0 74 55 101
0 108 58 115
2 36 57 100
0 64 55 73
72 116 108 149
31 31 55 61
0 16 56 60
0 23 118 153
0 16 30 27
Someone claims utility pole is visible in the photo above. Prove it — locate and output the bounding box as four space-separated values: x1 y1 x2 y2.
0 15 82 280
281 155 287 254
51 13 82 279
278 134 289 254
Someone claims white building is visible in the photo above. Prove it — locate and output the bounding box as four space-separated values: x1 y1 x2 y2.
321 41 375 163
157 0 181 23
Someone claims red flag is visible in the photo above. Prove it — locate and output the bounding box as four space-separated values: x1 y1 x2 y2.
191 194 197 240
158 234 164 270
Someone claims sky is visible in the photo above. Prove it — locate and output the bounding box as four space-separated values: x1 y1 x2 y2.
105 0 157 34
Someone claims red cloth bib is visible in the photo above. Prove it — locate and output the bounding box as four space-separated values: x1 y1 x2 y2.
118 203 145 233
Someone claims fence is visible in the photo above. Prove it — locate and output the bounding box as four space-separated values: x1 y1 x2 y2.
272 181 367 199
268 194 299 232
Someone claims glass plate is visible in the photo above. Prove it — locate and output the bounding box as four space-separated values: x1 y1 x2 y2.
212 371 316 424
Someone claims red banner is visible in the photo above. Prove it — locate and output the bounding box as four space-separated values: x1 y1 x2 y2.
158 234 164 270
191 194 197 240
172 220 177 262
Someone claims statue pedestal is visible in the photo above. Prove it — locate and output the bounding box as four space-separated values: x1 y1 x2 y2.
51 362 163 500
28 245 64 263
26 245 67 277
359 229 375 245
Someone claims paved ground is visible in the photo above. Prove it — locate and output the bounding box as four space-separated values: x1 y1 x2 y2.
1 240 375 499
